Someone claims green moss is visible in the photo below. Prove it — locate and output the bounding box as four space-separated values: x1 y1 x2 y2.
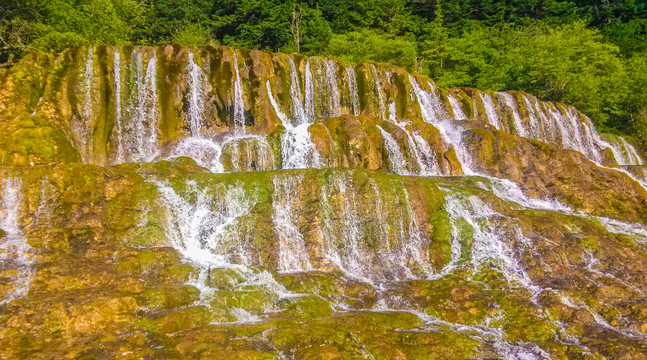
277 295 334 319
116 247 195 284
135 305 218 334
138 285 200 310
209 288 278 314
429 210 453 269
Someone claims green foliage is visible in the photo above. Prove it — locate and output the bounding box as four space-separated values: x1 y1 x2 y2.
171 23 216 48
431 22 633 129
326 29 418 70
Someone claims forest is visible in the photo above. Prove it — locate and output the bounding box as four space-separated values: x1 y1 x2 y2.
1 0 646 143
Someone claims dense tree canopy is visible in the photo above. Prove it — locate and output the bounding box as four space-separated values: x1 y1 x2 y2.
1 0 646 142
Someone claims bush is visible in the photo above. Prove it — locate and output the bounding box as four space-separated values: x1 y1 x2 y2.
325 29 418 70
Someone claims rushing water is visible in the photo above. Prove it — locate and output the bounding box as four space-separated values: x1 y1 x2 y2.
377 125 409 175
122 48 160 162
371 64 386 120
0 178 33 305
447 94 467 121
267 80 321 169
272 174 312 272
319 172 432 282
410 76 475 174
480 92 503 130
325 59 342 118
288 57 307 123
71 46 94 162
345 66 361 116
113 49 124 163
232 51 245 131
500 92 527 137
156 179 257 269
187 51 205 136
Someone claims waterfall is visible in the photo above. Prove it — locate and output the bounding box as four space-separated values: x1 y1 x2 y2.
223 135 275 172
304 58 315 120
272 174 312 272
392 122 439 176
603 135 644 166
325 59 341 117
345 67 360 116
522 95 544 142
154 178 296 311
124 48 160 162
619 137 644 165
440 189 536 290
480 92 503 130
410 76 473 173
267 80 321 169
547 103 586 156
371 64 386 120
377 125 408 175
187 51 205 136
288 57 306 124
165 54 271 173
280 123 321 169
0 178 34 305
413 133 439 175
114 49 124 163
232 51 245 131
500 93 527 137
72 46 94 162
169 133 274 173
83 46 94 139
319 172 431 281
156 180 257 269
502 94 645 166
447 94 467 120
388 102 397 122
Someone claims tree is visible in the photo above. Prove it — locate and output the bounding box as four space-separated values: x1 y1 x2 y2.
289 3 305 52
325 29 418 70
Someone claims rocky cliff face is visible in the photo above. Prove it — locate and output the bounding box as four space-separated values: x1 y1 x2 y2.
0 45 646 359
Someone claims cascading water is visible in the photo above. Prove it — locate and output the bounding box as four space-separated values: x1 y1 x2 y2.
377 125 409 175
267 80 321 169
522 94 544 142
447 93 467 121
123 48 160 162
232 51 246 131
388 122 440 176
71 46 94 162
186 51 205 136
500 92 527 138
113 49 124 163
155 179 257 270
0 178 33 305
166 50 277 173
4 46 647 357
410 75 474 173
325 59 341 117
345 66 360 116
319 172 432 282
169 133 275 173
480 92 503 130
288 57 306 123
272 174 312 272
371 64 386 120
440 190 536 290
